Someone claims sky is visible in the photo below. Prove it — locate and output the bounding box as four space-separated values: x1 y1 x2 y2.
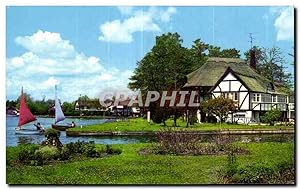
6 6 294 102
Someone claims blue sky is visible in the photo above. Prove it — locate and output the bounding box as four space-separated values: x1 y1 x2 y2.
6 6 294 102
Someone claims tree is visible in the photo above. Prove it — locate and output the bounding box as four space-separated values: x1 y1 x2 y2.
6 100 17 108
202 96 237 125
208 45 240 58
261 109 282 126
128 33 197 125
244 46 292 88
188 39 209 70
62 102 76 116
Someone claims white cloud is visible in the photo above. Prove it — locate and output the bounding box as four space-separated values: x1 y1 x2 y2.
160 7 177 22
271 7 294 41
117 6 134 15
98 7 177 43
98 73 113 81
15 30 76 58
41 77 60 89
7 30 133 101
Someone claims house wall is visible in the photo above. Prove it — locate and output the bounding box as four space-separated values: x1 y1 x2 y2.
212 72 250 110
209 71 294 123
211 72 252 123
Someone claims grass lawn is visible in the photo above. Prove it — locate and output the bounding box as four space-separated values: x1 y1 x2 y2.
67 118 293 133
6 142 294 184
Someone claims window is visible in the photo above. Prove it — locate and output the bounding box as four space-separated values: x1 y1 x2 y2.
233 92 238 101
261 94 272 102
221 92 238 101
277 95 286 103
272 95 277 102
252 93 261 102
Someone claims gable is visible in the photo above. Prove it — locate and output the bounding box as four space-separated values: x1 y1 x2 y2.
210 68 249 93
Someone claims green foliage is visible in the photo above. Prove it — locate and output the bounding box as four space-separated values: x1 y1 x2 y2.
208 45 240 58
105 145 122 155
62 102 76 116
34 146 59 165
68 118 292 133
261 109 282 126
225 161 294 184
7 142 294 184
6 100 17 108
202 96 237 122
17 144 39 164
44 128 60 138
65 141 121 158
128 33 242 124
58 146 71 160
14 141 123 166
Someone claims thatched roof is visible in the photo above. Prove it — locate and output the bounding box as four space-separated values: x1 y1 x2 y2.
184 57 287 94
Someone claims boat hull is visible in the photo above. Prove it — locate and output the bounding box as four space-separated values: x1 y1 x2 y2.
52 124 74 131
15 129 44 135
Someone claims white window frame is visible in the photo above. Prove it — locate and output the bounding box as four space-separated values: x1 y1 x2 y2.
252 93 261 102
272 95 277 103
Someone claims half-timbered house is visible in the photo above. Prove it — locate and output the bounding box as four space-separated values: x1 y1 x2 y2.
183 57 294 124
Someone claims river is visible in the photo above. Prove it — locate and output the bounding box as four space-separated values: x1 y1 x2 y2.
6 116 294 147
6 116 153 147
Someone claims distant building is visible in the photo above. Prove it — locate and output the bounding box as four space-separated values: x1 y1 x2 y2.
108 99 140 117
183 57 294 124
6 107 19 116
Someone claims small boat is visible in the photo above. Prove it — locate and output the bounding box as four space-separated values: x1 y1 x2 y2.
52 85 75 131
15 128 44 135
15 88 44 135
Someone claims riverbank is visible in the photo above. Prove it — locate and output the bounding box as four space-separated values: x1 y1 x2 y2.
34 115 116 119
6 142 294 184
66 118 294 136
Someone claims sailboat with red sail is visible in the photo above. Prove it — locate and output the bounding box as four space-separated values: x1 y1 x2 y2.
15 88 44 135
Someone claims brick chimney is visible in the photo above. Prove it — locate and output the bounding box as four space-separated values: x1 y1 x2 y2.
250 49 256 70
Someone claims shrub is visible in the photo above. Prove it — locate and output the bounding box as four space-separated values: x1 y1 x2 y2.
65 141 122 158
34 146 59 164
58 146 71 160
83 142 100 158
105 145 122 155
261 109 282 126
202 96 237 123
224 160 295 184
44 128 60 138
17 145 39 164
65 141 87 154
156 128 202 155
214 135 234 151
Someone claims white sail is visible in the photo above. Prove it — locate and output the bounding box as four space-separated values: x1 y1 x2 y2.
55 85 65 123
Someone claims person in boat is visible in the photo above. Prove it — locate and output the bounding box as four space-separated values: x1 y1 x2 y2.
34 122 44 131
71 121 76 128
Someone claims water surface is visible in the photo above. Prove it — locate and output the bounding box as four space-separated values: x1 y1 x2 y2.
6 116 152 147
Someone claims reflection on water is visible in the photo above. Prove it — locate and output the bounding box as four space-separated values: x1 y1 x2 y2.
17 136 34 145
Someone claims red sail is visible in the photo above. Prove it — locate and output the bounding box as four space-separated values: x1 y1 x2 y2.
18 92 36 127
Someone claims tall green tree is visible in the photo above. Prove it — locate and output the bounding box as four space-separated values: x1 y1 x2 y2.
188 39 209 70
128 33 197 125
